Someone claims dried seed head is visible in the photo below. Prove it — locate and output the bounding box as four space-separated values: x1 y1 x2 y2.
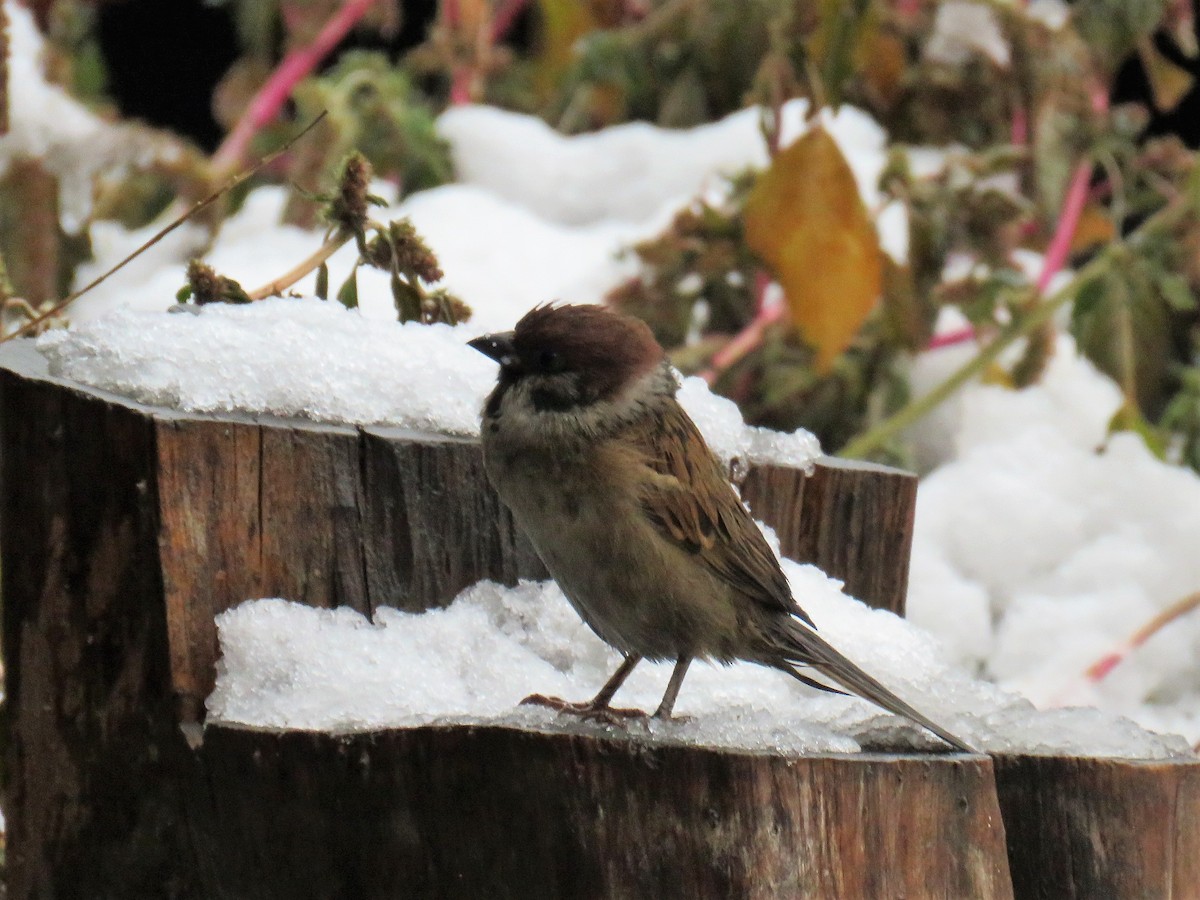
184 259 249 305
368 219 443 283
422 288 472 325
328 152 373 236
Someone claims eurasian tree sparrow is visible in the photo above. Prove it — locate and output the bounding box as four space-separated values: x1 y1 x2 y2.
469 304 972 752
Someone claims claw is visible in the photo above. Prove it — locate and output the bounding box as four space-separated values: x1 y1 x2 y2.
520 693 648 725
519 693 575 711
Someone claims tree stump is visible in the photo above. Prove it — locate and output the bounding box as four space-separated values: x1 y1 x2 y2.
0 340 916 726
994 754 1200 899
182 723 1012 900
738 458 916 617
0 340 930 897
3 339 1197 899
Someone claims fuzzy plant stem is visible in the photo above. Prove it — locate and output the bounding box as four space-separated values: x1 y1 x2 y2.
919 159 1094 354
838 251 1106 459
699 291 784 385
1082 590 1200 683
211 0 382 176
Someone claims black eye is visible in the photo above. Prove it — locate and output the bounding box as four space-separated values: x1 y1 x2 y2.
538 349 566 373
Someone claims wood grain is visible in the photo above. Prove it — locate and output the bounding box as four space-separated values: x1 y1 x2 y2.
994 754 1200 899
359 426 546 613
186 723 1013 900
738 457 917 616
0 353 195 897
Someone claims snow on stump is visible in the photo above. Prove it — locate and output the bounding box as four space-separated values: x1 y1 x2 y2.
0 339 915 727
0 340 961 896
1 338 1195 899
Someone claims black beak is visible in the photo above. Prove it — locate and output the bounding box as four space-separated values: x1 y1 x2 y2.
468 331 517 366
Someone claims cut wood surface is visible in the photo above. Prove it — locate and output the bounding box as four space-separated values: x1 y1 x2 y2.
186 723 1013 900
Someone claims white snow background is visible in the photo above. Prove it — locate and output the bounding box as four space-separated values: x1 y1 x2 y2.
12 0 1200 756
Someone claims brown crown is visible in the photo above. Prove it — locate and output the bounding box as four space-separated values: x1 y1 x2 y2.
512 304 664 400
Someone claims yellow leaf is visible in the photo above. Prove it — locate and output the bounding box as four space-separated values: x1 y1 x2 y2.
859 30 906 108
743 126 883 371
1138 37 1193 112
1069 202 1116 255
532 0 598 101
455 0 490 33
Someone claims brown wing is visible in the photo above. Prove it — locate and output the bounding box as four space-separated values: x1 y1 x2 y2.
626 400 810 622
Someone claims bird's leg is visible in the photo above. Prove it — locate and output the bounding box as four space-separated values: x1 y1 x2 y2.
521 654 646 720
588 653 642 709
653 656 692 719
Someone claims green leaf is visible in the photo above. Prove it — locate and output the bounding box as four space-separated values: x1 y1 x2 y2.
1073 0 1168 75
1071 258 1174 414
336 268 359 310
1109 401 1169 458
289 52 453 199
1156 272 1196 312
1160 366 1200 472
1072 271 1109 319
316 262 329 300
391 272 422 322
175 284 193 303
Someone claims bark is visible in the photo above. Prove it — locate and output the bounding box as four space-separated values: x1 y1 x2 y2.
738 457 916 616
184 723 1014 900
994 754 1200 899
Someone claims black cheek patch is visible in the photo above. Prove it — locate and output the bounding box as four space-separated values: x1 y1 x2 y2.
484 369 519 419
531 385 581 413
484 386 506 419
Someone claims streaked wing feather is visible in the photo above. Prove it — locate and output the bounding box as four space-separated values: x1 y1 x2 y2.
628 402 807 621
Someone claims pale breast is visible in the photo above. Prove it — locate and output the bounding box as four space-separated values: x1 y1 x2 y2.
481 431 742 661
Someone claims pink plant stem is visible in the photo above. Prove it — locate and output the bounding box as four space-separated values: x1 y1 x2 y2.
926 326 977 351
490 0 530 41
211 0 382 175
924 158 1093 353
699 303 785 385
1035 159 1093 294
1083 591 1200 684
1010 102 1028 147
753 270 770 314
450 67 475 104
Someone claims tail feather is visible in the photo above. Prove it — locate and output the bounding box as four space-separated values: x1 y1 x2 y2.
775 620 977 754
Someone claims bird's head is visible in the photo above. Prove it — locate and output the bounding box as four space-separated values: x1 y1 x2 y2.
469 304 667 416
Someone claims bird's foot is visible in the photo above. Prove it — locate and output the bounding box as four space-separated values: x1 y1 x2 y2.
651 711 694 725
520 693 648 725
